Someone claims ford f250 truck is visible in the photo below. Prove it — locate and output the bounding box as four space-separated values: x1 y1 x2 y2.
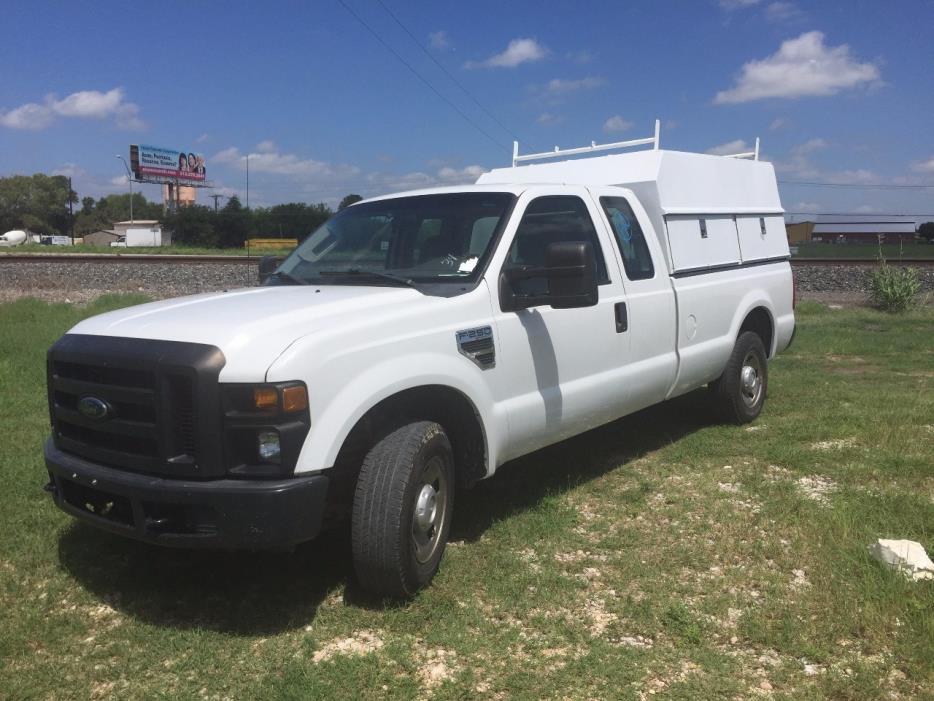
44 130 795 597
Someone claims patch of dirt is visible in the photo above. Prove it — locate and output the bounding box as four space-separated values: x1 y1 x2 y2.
796 475 838 505
415 645 459 693
312 630 384 663
810 438 856 451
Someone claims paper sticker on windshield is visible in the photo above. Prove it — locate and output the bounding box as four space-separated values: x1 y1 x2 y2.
458 256 478 273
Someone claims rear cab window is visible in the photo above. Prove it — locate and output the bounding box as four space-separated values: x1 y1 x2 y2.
600 196 655 281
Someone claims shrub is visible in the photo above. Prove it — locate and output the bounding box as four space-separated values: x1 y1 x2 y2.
869 260 921 312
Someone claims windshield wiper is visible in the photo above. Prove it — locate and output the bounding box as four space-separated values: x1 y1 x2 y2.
319 268 417 288
266 270 308 285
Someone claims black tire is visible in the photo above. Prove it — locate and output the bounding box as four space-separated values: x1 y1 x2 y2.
351 421 454 598
710 331 768 424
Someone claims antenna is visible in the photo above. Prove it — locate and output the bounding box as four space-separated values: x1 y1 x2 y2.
512 119 661 166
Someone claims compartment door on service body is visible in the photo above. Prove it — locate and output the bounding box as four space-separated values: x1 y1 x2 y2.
489 187 632 461
588 187 678 411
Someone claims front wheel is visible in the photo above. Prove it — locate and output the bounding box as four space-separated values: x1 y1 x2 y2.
351 421 454 598
710 331 768 424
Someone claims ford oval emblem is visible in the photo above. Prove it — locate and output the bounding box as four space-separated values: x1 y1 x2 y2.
77 396 111 421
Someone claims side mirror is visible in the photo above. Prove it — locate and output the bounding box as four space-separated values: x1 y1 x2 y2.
258 255 278 284
500 241 599 311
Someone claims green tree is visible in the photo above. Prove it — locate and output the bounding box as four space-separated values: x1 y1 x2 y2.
164 205 218 247
919 222 934 243
339 193 363 211
0 174 75 234
216 196 253 248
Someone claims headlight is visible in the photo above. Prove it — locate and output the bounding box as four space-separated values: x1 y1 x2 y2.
257 430 281 462
221 382 311 477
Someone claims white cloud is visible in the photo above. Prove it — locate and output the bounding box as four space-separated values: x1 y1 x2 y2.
764 1 803 22
466 38 547 69
196 133 210 144
792 138 827 155
791 201 821 212
437 165 485 183
428 31 449 50
255 140 277 153
714 31 881 104
603 115 633 134
110 175 129 186
769 117 787 130
854 204 878 213
911 155 934 173
50 88 123 118
212 145 360 179
719 0 760 9
542 76 605 95
0 102 55 130
706 139 751 156
51 163 87 178
0 87 145 130
536 112 563 126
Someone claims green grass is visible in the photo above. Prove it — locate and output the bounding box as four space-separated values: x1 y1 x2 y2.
793 242 932 259
1 297 932 699
1 243 295 257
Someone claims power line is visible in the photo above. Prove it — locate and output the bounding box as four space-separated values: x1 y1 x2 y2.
779 180 934 189
785 212 934 217
372 0 537 150
334 0 510 152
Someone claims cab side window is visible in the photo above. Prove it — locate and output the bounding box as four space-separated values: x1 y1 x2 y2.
505 196 609 296
600 197 654 281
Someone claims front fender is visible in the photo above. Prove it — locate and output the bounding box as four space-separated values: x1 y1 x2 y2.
284 351 503 475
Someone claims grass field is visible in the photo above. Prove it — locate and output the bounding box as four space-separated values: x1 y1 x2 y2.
1 243 295 257
1 297 932 699
792 242 932 259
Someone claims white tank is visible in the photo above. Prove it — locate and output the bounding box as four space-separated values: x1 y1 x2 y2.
0 230 28 246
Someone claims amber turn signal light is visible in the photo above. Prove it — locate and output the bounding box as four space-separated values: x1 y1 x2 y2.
253 387 278 409
282 385 308 413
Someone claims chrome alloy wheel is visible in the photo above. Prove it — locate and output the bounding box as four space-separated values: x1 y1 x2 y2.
740 351 764 408
411 457 448 564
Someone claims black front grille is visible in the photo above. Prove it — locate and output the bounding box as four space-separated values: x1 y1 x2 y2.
47 335 225 478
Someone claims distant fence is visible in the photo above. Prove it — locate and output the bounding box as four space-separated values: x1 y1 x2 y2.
245 238 297 255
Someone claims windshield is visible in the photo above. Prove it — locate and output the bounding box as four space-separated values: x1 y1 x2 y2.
274 192 515 285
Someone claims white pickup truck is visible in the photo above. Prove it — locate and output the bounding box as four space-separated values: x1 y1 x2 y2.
44 133 794 597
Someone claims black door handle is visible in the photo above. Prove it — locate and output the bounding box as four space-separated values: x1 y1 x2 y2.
615 302 628 333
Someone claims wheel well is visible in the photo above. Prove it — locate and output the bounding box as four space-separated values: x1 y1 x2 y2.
739 307 774 357
334 385 488 492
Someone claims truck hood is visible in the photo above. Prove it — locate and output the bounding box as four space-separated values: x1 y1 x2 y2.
68 285 425 381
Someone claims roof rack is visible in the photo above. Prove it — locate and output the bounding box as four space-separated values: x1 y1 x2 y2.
510 119 761 166
722 137 760 161
512 120 660 167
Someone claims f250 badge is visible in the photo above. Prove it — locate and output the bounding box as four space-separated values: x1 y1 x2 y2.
456 326 495 369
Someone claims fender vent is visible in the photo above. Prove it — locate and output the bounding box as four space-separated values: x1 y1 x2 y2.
456 326 495 369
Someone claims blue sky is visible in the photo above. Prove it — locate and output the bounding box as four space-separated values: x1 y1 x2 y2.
2 0 933 220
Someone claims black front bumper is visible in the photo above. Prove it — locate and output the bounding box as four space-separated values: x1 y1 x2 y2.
45 440 328 549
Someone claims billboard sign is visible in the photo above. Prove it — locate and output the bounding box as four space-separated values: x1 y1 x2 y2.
130 144 206 183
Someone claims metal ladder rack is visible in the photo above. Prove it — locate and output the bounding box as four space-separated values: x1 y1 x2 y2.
510 120 760 166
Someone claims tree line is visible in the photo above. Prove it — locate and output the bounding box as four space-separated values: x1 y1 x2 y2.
0 173 364 248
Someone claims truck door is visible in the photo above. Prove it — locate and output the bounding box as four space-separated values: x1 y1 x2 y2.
588 187 678 410
488 187 633 461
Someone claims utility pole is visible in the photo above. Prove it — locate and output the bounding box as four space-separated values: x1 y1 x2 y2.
246 154 250 210
209 194 226 212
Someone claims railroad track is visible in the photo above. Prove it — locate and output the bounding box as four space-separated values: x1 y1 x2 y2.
1 253 933 266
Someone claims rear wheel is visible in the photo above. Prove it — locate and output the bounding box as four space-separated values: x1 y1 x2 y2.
710 331 768 424
351 421 454 598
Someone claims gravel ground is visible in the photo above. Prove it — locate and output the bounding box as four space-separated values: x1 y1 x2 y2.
793 263 934 293
0 260 931 306
0 260 258 303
